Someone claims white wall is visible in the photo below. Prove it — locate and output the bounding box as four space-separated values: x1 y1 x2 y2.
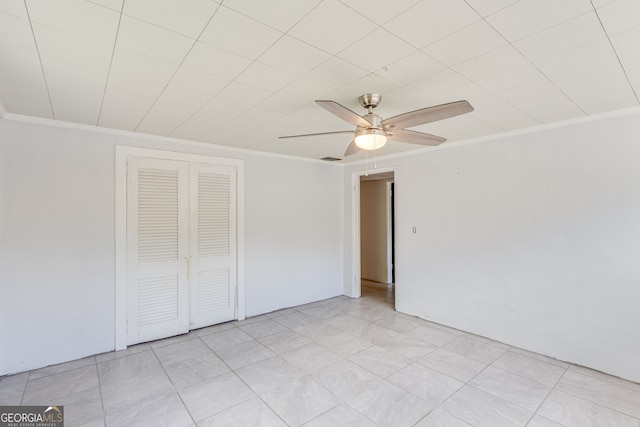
243 154 344 313
344 108 640 383
360 180 390 283
0 117 343 375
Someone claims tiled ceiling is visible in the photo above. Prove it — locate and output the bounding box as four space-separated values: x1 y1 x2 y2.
0 0 638 162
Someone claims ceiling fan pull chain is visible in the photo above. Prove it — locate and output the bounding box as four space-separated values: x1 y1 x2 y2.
365 149 369 176
373 146 378 170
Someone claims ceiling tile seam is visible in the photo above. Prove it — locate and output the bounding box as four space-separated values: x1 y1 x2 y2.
467 3 589 116
386 1 486 51
118 14 192 39
275 0 390 64
323 29 449 83
590 0 640 104
221 3 462 106
491 91 549 126
110 45 185 67
475 0 522 19
457 1 544 126
465 12 620 82
242 44 387 124
507 9 610 51
190 7 315 64
165 0 383 138
337 0 422 26
23 0 54 120
275 2 441 75
417 19 485 50
132 1 225 133
0 8 25 20
420 34 508 69
221 0 323 35
308 56 372 90
416 3 519 68
96 1 124 127
464 103 533 132
163 0 333 139
86 0 121 14
121 12 255 60
203 72 339 137
363 51 449 93
283 26 379 61
451 44 525 79
166 27 318 136
462 1 601 60
335 4 486 98
281 0 324 33
483 5 597 44
164 18 302 138
164 60 279 139
276 33 393 92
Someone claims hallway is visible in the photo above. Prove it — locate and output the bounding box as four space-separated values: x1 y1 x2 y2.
361 279 394 308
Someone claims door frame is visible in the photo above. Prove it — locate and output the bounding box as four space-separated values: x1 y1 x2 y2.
115 146 245 351
349 167 396 299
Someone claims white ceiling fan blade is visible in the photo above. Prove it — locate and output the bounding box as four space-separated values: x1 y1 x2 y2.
381 100 473 129
316 100 372 127
344 140 360 156
387 129 446 146
278 130 354 139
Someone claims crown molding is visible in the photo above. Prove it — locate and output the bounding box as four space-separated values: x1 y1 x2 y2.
4 105 640 168
2 112 344 167
345 105 640 167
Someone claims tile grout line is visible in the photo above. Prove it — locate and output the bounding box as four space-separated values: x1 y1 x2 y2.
426 340 512 426
5 287 640 425
18 371 29 406
194 323 290 426
232 292 390 426
150 343 198 427
567 365 640 394
484 351 566 388
523 358 572 426
548 368 640 421
95 356 107 426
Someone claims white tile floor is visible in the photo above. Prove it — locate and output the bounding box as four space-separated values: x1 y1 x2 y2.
2 281 640 426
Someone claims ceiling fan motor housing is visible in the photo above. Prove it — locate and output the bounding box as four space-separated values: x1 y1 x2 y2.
359 93 382 109
363 112 383 128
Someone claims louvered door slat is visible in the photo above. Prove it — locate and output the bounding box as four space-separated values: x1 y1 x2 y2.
138 276 179 326
198 269 230 311
190 164 236 329
138 168 179 263
198 173 230 257
127 157 189 345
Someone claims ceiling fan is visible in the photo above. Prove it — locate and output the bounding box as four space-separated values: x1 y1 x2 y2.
279 94 474 156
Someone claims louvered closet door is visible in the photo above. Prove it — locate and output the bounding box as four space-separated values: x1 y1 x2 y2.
126 157 190 345
189 163 237 328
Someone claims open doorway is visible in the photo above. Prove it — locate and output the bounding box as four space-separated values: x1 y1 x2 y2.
358 171 395 307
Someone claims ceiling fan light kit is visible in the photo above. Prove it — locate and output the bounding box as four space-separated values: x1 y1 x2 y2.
354 94 387 150
279 93 474 157
354 127 387 150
